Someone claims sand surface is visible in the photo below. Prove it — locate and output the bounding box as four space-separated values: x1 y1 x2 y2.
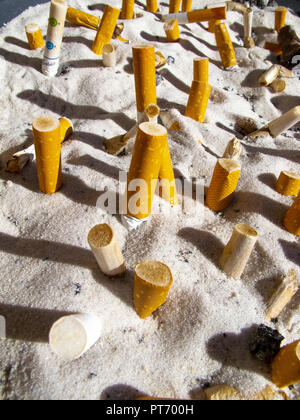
0 0 299 400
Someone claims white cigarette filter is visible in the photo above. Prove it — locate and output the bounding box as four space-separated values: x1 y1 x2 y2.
268 106 300 138
102 44 116 67
243 8 255 48
49 314 102 360
88 224 126 276
219 224 258 279
25 24 45 50
163 5 226 24
258 65 280 87
42 0 68 77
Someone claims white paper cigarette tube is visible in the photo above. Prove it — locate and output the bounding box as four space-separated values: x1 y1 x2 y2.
102 44 116 67
88 224 126 276
258 65 280 86
49 314 102 360
42 0 68 77
243 8 253 39
268 106 300 137
219 224 258 279
0 315 6 339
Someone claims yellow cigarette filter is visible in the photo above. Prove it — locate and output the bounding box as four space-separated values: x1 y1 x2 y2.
208 19 221 33
59 117 73 143
215 22 237 69
181 0 192 12
66 7 100 30
134 260 173 319
275 6 287 34
206 158 241 211
272 340 300 388
276 171 300 197
121 0 135 19
264 42 283 55
126 122 167 219
146 0 158 13
169 0 181 14
92 5 120 55
132 45 157 116
32 116 62 194
25 24 45 50
185 80 211 123
283 191 300 236
164 19 180 42
193 57 209 83
158 142 178 206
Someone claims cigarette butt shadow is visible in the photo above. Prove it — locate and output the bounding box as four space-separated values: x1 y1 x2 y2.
160 68 190 94
5 36 31 50
63 35 92 49
100 384 145 400
75 131 106 149
140 30 169 44
257 172 277 191
241 141 300 164
66 59 103 69
123 57 133 74
216 122 244 139
278 239 300 267
229 22 244 38
67 154 120 180
88 3 106 12
0 47 42 72
181 31 219 51
270 95 300 114
157 97 186 113
241 69 265 88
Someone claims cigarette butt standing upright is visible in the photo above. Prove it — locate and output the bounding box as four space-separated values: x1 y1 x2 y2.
163 6 226 24
193 58 209 82
219 224 258 279
284 191 300 236
268 106 300 138
181 0 192 12
185 80 212 123
134 261 173 319
32 116 62 194
205 158 241 211
215 22 237 69
25 24 44 50
49 314 102 360
164 19 180 42
66 7 100 30
272 340 300 388
42 0 68 77
92 5 120 55
132 45 157 121
208 19 222 33
88 224 126 276
276 171 300 197
102 44 116 67
146 0 158 13
169 0 181 14
243 8 255 48
275 6 287 34
121 0 135 19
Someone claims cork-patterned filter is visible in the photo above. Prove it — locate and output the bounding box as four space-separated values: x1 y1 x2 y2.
187 6 226 24
66 7 100 30
132 45 157 113
193 58 209 83
134 260 173 319
208 19 222 33
206 158 241 211
146 0 158 14
275 171 300 197
126 122 167 219
169 0 181 14
88 224 114 249
158 141 178 205
275 6 287 34
59 117 73 143
92 5 120 55
121 0 135 20
181 0 192 13
214 23 237 69
32 116 62 194
185 80 212 123
284 191 300 236
272 340 300 388
164 19 180 42
25 24 45 50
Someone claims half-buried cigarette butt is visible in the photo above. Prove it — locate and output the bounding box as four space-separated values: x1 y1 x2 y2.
59 117 73 143
32 116 62 194
146 0 158 13
145 103 160 123
258 65 280 86
276 171 300 196
163 5 226 24
214 22 237 69
208 19 222 33
25 24 44 50
268 106 300 138
275 6 287 34
169 0 181 14
134 260 173 319
223 137 242 161
66 7 100 30
272 340 300 388
219 224 258 279
181 0 192 13
49 314 102 360
185 80 211 123
283 191 300 236
270 79 286 93
102 44 116 67
204 384 242 400
193 57 209 83
164 18 180 42
133 44 157 120
264 42 283 56
205 158 241 211
121 0 135 19
88 224 126 276
92 5 120 55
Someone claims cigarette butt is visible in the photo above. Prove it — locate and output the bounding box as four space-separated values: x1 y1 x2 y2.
272 340 300 388
163 6 226 24
205 158 241 211
132 44 157 116
49 314 102 360
88 224 126 276
204 385 242 400
66 7 100 30
185 80 211 123
126 122 167 219
208 19 222 33
283 191 300 236
25 24 44 50
160 110 181 130
275 6 287 34
219 224 258 279
264 42 283 56
268 105 300 137
5 151 33 173
134 260 173 319
32 116 62 194
270 79 286 93
155 51 167 68
258 65 280 86
169 0 181 14
158 142 178 206
243 8 253 39
121 0 135 19
214 22 237 69
181 0 192 13
92 5 120 55
226 1 247 14
276 171 300 197
59 117 73 143
193 57 209 83
278 65 294 78
223 137 242 160
164 18 180 42
102 44 116 67
266 269 298 321
146 0 158 13
0 315 6 339
145 103 160 122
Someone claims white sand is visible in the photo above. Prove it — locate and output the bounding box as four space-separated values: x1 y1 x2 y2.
0 0 299 400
